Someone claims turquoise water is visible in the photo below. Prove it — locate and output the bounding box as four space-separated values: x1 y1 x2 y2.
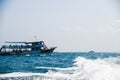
0 52 120 80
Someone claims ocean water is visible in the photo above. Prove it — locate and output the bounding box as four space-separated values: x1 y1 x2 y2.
0 52 120 80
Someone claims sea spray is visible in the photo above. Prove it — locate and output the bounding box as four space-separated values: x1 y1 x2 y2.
72 57 120 80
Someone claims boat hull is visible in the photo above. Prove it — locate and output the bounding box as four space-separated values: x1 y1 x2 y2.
0 47 56 56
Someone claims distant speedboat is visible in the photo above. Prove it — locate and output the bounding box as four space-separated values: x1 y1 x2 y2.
88 50 95 53
0 41 57 55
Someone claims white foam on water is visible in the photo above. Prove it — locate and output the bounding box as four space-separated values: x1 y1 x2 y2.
0 57 120 80
0 72 34 78
35 66 61 70
72 57 120 80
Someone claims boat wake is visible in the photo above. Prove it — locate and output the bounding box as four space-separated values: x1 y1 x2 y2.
0 56 120 80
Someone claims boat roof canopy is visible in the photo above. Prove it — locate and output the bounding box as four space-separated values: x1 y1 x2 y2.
5 41 44 44
26 41 44 44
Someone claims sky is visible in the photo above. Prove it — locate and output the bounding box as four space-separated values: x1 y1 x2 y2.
0 0 120 52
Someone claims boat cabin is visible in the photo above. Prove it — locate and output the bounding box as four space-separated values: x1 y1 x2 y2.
0 41 49 53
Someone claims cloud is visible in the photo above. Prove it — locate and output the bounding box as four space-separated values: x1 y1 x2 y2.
112 20 120 27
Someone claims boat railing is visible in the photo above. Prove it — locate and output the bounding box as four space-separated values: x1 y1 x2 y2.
0 44 44 51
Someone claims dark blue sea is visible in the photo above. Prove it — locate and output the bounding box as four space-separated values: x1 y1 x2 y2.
0 52 120 80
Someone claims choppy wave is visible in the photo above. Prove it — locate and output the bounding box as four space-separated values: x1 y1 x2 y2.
0 56 120 80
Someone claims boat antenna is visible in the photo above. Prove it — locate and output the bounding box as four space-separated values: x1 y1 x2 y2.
34 35 38 41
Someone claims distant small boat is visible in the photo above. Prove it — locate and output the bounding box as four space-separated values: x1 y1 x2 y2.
0 41 57 55
88 50 95 53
